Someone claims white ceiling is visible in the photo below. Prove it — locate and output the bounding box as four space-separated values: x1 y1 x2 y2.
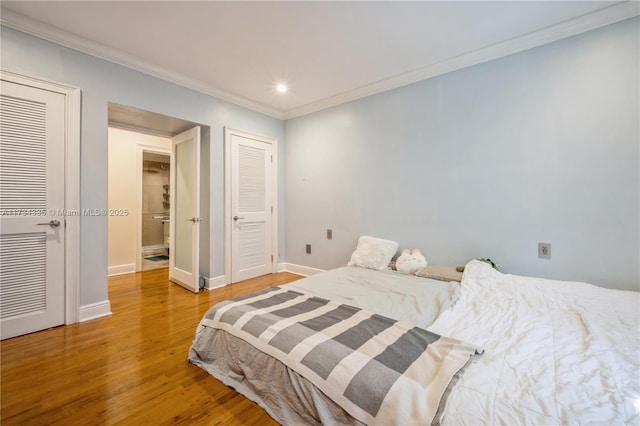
1 1 637 119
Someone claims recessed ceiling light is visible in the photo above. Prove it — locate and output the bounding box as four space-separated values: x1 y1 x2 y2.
276 84 287 93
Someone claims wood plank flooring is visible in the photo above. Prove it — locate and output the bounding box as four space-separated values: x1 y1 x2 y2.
1 269 303 425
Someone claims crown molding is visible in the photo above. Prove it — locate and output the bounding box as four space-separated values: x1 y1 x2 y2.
283 1 640 120
2 2 637 122
0 9 285 120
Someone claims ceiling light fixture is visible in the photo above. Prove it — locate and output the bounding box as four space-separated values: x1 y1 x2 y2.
276 84 287 93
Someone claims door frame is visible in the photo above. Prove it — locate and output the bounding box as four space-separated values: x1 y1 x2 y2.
223 127 278 284
1 69 81 325
135 145 171 272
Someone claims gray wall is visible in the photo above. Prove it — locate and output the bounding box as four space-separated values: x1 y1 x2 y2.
285 17 639 291
1 26 286 306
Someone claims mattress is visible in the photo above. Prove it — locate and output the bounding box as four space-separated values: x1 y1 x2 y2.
189 266 464 425
429 260 640 425
189 262 639 424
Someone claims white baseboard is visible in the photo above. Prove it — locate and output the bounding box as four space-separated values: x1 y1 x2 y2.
108 263 136 276
203 275 226 290
79 300 112 322
278 262 324 277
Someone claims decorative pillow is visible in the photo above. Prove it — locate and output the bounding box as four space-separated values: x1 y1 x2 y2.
347 236 399 271
414 265 463 282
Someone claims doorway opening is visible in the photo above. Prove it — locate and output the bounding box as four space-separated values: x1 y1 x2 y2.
141 152 171 271
107 102 207 294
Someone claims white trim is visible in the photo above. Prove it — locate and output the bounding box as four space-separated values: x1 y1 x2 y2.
108 121 175 139
0 9 284 120
203 275 226 291
224 127 278 285
2 4 637 120
0 69 82 325
278 262 324 277
79 300 112 322
64 81 81 325
284 2 640 119
108 264 136 276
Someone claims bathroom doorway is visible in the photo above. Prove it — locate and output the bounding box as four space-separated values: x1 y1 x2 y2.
107 126 171 276
141 152 171 271
107 103 209 293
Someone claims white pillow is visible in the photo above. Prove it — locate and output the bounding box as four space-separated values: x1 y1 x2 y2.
347 236 399 271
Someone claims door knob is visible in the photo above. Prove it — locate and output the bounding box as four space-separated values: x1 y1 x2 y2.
37 219 61 228
187 217 201 223
233 216 245 221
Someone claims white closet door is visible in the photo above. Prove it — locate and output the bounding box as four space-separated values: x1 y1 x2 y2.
0 80 66 339
230 134 273 282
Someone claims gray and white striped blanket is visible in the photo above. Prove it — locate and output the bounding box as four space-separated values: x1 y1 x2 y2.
196 287 481 425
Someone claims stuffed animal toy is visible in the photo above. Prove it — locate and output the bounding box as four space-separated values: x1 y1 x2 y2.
396 249 427 274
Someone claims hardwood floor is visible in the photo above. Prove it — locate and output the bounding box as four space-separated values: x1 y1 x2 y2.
1 269 303 425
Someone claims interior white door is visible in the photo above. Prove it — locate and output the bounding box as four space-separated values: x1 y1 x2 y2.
0 79 66 339
230 133 273 282
169 126 200 293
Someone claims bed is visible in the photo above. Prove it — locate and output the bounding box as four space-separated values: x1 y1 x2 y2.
429 260 640 425
189 260 640 425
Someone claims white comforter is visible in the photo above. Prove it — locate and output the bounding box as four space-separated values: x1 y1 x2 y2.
429 260 640 425
285 266 460 328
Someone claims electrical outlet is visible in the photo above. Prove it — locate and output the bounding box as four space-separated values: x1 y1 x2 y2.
327 229 333 240
538 243 551 259
306 244 311 254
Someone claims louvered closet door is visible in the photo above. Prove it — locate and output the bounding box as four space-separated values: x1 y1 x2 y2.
0 80 65 340
231 134 272 282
